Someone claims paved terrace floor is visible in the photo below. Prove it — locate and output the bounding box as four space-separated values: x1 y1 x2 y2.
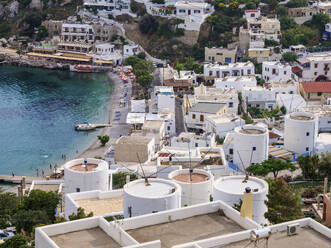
32 184 59 192
127 212 244 248
75 197 123 216
224 227 331 248
51 227 120 248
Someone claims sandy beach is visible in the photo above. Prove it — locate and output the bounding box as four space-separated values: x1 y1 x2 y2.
75 70 131 160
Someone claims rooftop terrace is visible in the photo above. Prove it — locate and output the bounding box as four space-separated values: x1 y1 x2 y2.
127 212 244 248
223 227 331 248
75 197 123 217
51 227 120 248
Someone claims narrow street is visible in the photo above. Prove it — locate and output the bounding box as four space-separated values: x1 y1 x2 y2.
175 97 185 135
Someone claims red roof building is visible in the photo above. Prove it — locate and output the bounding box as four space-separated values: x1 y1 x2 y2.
299 81 331 101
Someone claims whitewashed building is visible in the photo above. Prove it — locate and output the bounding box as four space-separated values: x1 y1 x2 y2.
194 84 239 114
151 86 176 114
204 62 255 83
185 102 227 131
297 53 331 81
298 105 331 132
243 86 277 110
284 112 318 155
123 43 139 57
206 115 244 138
84 0 131 17
215 76 257 91
170 132 216 148
262 61 292 82
146 112 176 138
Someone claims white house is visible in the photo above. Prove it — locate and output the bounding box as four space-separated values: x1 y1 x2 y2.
94 43 122 65
276 94 307 113
298 105 331 132
131 99 146 113
297 53 331 81
146 112 176 138
84 0 131 17
95 43 115 55
206 114 245 138
215 76 257 91
123 43 139 57
204 62 255 83
185 102 227 131
151 86 176 114
243 86 277 110
228 124 269 169
243 9 261 20
194 84 239 114
262 61 292 82
170 132 216 148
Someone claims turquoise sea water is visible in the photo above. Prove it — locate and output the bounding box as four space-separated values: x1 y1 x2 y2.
0 66 113 176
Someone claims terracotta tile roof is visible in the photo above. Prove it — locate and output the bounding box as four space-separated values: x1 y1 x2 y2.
245 9 258 12
269 131 280 139
300 81 331 93
292 66 302 73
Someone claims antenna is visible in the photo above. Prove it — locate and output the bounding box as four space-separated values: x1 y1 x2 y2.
136 153 150 186
84 158 88 171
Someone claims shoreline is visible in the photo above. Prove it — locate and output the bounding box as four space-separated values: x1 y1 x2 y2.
0 64 126 180
75 71 124 160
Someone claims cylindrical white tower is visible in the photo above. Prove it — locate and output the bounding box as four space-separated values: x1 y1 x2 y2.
233 124 269 169
168 169 213 207
284 112 318 155
123 178 181 218
64 158 109 194
213 175 268 225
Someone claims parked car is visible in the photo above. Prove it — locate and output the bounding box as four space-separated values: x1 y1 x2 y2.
0 230 14 241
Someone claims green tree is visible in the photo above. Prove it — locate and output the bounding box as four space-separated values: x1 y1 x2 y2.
136 73 154 89
139 15 158 35
298 155 316 179
0 193 19 217
18 0 32 7
0 234 32 248
174 61 184 73
282 52 298 62
151 0 164 3
20 189 60 222
247 158 297 179
137 52 146 60
112 172 138 189
318 153 331 178
280 16 297 30
0 24 11 38
36 25 48 41
276 6 288 17
98 135 110 146
68 207 93 221
309 13 330 33
13 209 49 235
265 179 303 224
281 25 318 47
286 0 308 8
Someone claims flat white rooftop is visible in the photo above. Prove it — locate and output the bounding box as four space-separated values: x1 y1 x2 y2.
124 179 178 198
214 176 267 194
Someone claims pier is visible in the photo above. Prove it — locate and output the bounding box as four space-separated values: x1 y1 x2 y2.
75 123 112 131
0 175 41 184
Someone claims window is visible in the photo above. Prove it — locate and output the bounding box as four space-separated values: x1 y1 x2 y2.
76 188 80 192
317 92 322 96
306 147 309 151
314 72 317 76
247 69 251 74
209 71 213 76
229 148 233 155
314 63 318 68
306 132 310 136
167 126 170 131
229 102 233 108
195 143 198 147
252 147 256 151
192 114 196 119
284 71 287 75
200 115 204 122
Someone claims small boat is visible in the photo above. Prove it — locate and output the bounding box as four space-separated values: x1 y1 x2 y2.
75 123 96 131
70 65 94 73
